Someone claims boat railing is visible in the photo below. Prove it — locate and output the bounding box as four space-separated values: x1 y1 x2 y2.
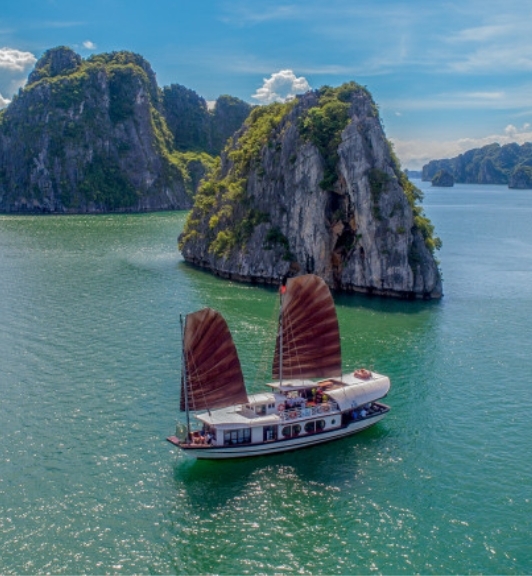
280 401 339 420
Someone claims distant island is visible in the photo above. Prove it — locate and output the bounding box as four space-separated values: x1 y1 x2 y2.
0 46 251 213
431 170 454 187
422 142 532 188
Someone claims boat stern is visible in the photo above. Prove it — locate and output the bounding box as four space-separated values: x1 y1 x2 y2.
166 435 182 447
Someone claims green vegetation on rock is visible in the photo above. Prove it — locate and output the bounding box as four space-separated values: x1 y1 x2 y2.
298 82 370 190
388 143 442 255
228 101 295 173
179 100 296 256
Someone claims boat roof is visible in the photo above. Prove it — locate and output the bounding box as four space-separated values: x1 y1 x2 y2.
246 392 275 404
195 405 279 429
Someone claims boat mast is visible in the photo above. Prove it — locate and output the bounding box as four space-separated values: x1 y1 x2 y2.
180 314 191 442
279 278 287 387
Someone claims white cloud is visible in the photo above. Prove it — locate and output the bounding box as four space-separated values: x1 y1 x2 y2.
383 86 532 112
449 24 512 43
449 46 532 74
0 47 37 105
0 93 11 108
222 4 299 25
252 70 311 104
0 47 37 73
83 40 96 50
391 123 532 170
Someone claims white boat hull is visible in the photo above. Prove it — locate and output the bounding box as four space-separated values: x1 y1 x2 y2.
169 406 389 460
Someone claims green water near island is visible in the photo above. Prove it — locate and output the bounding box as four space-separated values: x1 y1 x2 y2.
1 181 531 574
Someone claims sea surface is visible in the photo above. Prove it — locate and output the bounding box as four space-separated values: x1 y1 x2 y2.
1 181 531 574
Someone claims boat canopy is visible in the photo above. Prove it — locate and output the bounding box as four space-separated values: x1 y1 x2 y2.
272 275 342 380
180 308 248 412
326 374 390 411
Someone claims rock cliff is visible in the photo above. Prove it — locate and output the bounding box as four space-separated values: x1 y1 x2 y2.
0 47 192 213
180 83 442 299
162 85 252 155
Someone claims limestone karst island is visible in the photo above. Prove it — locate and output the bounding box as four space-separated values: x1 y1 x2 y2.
0 46 442 299
179 84 442 299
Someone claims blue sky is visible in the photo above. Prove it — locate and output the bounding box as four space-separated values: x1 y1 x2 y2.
1 0 532 169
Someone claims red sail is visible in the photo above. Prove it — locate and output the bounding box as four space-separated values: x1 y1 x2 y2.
180 308 248 412
272 275 342 380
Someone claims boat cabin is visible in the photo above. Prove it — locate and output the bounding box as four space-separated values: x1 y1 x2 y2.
188 373 389 448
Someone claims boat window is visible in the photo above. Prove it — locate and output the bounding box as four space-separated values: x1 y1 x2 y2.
316 419 326 431
304 421 315 433
263 425 277 441
223 428 251 445
281 425 302 438
255 404 266 415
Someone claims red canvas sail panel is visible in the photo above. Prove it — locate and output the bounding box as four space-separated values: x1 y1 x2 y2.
180 308 248 412
272 274 342 380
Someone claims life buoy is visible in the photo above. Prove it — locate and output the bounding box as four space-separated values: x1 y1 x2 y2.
289 411 297 419
354 368 372 379
278 404 285 411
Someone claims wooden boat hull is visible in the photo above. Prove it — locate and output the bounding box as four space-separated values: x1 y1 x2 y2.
167 405 389 460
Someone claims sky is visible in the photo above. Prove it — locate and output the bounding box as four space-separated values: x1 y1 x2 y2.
1 0 532 169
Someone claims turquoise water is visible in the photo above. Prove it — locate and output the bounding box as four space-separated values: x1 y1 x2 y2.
1 182 531 574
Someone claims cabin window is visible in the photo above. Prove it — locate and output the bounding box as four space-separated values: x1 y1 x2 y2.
304 421 316 434
255 404 266 415
316 419 326 431
282 424 301 438
263 425 277 441
224 428 251 445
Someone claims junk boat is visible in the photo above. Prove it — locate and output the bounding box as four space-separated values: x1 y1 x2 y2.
167 274 390 459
